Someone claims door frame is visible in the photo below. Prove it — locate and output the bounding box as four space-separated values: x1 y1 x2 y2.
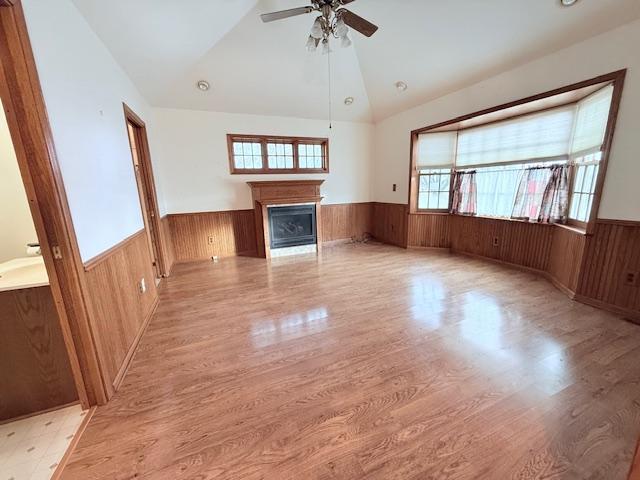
0 1 107 406
123 104 168 277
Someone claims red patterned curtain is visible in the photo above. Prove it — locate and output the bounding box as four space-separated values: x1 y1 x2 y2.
511 165 568 223
538 165 569 224
450 171 477 215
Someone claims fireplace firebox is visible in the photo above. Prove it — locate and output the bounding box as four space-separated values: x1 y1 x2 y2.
268 205 317 249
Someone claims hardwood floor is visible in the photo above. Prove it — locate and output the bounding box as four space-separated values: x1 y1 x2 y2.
61 243 640 479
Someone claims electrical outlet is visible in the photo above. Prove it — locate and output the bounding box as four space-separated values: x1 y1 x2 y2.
624 271 639 287
207 235 215 245
492 236 499 247
138 277 146 294
392 183 397 192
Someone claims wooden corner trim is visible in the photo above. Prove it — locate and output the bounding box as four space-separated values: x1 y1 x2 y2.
83 229 146 271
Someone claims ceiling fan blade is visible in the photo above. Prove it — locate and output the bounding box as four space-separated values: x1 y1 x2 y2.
260 6 314 23
341 9 378 37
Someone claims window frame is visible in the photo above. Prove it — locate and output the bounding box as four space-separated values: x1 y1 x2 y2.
408 70 626 234
227 134 329 175
416 167 454 213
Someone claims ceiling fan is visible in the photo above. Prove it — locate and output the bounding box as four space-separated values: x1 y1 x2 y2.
261 0 378 53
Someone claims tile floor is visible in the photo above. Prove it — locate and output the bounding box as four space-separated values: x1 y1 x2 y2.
0 405 86 480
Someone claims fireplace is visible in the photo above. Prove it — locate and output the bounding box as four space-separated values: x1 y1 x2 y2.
268 205 317 249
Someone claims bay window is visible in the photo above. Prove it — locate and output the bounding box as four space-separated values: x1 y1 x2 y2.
410 75 620 229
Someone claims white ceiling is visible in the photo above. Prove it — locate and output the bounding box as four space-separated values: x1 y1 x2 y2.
72 0 640 122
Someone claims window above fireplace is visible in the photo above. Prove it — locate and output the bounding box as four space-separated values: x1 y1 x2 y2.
227 134 329 174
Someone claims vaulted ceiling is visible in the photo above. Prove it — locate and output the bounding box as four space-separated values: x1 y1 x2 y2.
73 0 640 122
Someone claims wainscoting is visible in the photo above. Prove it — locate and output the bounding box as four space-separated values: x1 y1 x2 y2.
83 230 159 395
167 210 257 262
322 202 373 242
407 213 450 249
578 220 640 320
371 202 408 247
547 226 586 295
450 216 554 272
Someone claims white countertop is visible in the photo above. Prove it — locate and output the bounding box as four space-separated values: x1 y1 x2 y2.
0 257 50 292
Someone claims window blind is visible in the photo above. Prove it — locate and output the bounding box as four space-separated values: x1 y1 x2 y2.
416 131 457 169
570 84 614 156
456 105 575 168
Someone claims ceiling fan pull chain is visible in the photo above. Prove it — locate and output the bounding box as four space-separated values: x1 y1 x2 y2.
328 43 332 130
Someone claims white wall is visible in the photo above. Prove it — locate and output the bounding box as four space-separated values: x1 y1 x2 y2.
0 100 39 263
153 109 373 213
373 19 640 222
22 0 164 261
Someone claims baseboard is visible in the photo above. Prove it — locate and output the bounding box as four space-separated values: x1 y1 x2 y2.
51 405 96 480
574 294 640 324
451 249 580 299
544 273 577 299
451 249 543 277
408 246 451 252
111 294 159 392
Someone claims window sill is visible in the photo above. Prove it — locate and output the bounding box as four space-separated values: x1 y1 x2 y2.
555 223 588 236
411 210 450 216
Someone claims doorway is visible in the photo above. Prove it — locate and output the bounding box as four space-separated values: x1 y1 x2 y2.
0 0 106 408
124 105 166 280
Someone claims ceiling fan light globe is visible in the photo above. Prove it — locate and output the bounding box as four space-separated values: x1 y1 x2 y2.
310 18 324 39
306 35 318 52
335 18 348 37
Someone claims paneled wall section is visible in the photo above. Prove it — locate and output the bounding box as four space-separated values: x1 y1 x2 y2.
449 216 554 272
322 203 373 242
407 214 450 249
167 210 257 262
371 203 408 248
577 220 640 319
83 230 158 394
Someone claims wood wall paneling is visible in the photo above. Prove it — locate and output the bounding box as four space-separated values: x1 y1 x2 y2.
83 230 159 393
0 286 78 421
322 203 373 242
168 210 257 262
577 221 640 321
547 227 586 295
371 202 408 248
407 214 450 248
450 216 554 272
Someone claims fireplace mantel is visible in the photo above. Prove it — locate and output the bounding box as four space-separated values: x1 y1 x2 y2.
248 180 325 258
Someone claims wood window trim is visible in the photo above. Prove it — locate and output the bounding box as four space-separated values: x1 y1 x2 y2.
408 69 627 235
227 134 329 175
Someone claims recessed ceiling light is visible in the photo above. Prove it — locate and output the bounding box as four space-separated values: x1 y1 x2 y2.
344 96 354 106
560 0 578 6
196 80 210 92
395 81 408 92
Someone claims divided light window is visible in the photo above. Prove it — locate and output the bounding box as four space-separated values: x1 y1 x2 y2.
228 134 329 174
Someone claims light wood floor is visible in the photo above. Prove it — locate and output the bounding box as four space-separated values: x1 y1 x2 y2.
63 243 640 479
